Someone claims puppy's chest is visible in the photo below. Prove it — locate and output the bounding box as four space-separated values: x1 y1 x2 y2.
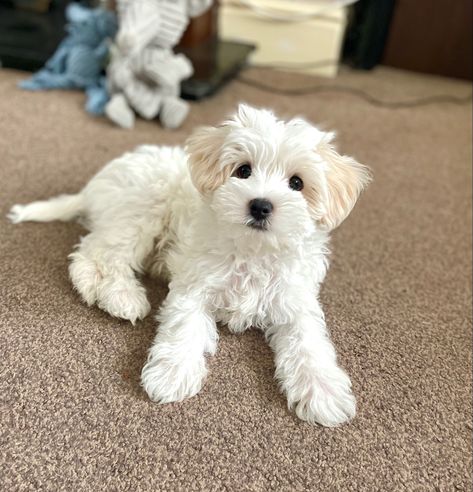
214 258 289 332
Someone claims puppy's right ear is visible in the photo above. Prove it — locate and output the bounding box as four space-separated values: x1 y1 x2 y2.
185 125 230 195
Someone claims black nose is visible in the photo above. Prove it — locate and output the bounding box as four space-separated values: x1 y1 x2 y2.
249 198 273 221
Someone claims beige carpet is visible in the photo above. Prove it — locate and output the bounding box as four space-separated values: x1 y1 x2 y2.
0 66 471 491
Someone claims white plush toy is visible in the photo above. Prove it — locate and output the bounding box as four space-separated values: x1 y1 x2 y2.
105 0 212 129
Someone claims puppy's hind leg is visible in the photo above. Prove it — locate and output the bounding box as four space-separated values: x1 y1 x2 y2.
68 234 105 307
69 230 153 323
8 194 84 223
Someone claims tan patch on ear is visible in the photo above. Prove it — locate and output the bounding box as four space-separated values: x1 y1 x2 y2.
302 184 323 222
185 125 231 195
318 143 372 230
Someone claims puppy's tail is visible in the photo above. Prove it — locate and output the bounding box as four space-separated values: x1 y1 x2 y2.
8 193 85 224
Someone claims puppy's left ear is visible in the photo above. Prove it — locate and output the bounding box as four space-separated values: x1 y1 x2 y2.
185 125 230 195
318 141 372 230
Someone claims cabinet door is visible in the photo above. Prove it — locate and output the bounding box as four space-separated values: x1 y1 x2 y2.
382 0 472 80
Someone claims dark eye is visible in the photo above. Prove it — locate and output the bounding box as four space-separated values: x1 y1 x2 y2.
233 163 252 179
289 175 304 191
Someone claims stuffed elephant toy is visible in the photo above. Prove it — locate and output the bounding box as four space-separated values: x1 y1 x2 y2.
104 0 212 129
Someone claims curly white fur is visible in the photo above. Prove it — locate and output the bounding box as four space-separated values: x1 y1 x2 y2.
9 104 371 427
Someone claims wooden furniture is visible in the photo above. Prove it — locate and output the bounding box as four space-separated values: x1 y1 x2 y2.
382 0 472 80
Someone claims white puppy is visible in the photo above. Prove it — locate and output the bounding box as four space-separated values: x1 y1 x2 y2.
9 104 371 426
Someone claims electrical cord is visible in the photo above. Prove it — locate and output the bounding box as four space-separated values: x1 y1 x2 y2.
236 71 473 109
248 59 340 71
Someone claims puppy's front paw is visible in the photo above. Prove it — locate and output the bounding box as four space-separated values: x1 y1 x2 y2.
289 366 356 427
141 350 207 403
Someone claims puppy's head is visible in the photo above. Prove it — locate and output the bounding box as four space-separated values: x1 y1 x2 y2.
186 104 371 248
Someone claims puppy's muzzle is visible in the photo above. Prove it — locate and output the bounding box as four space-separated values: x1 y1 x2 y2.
248 198 273 230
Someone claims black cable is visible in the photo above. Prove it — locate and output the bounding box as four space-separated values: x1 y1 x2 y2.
236 75 473 109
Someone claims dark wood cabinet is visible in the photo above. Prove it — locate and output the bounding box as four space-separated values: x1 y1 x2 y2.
382 0 472 80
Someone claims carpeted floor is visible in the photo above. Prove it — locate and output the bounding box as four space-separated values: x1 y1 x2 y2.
0 66 471 491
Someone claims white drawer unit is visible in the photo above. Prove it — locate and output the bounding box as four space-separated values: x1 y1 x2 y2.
219 0 350 77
